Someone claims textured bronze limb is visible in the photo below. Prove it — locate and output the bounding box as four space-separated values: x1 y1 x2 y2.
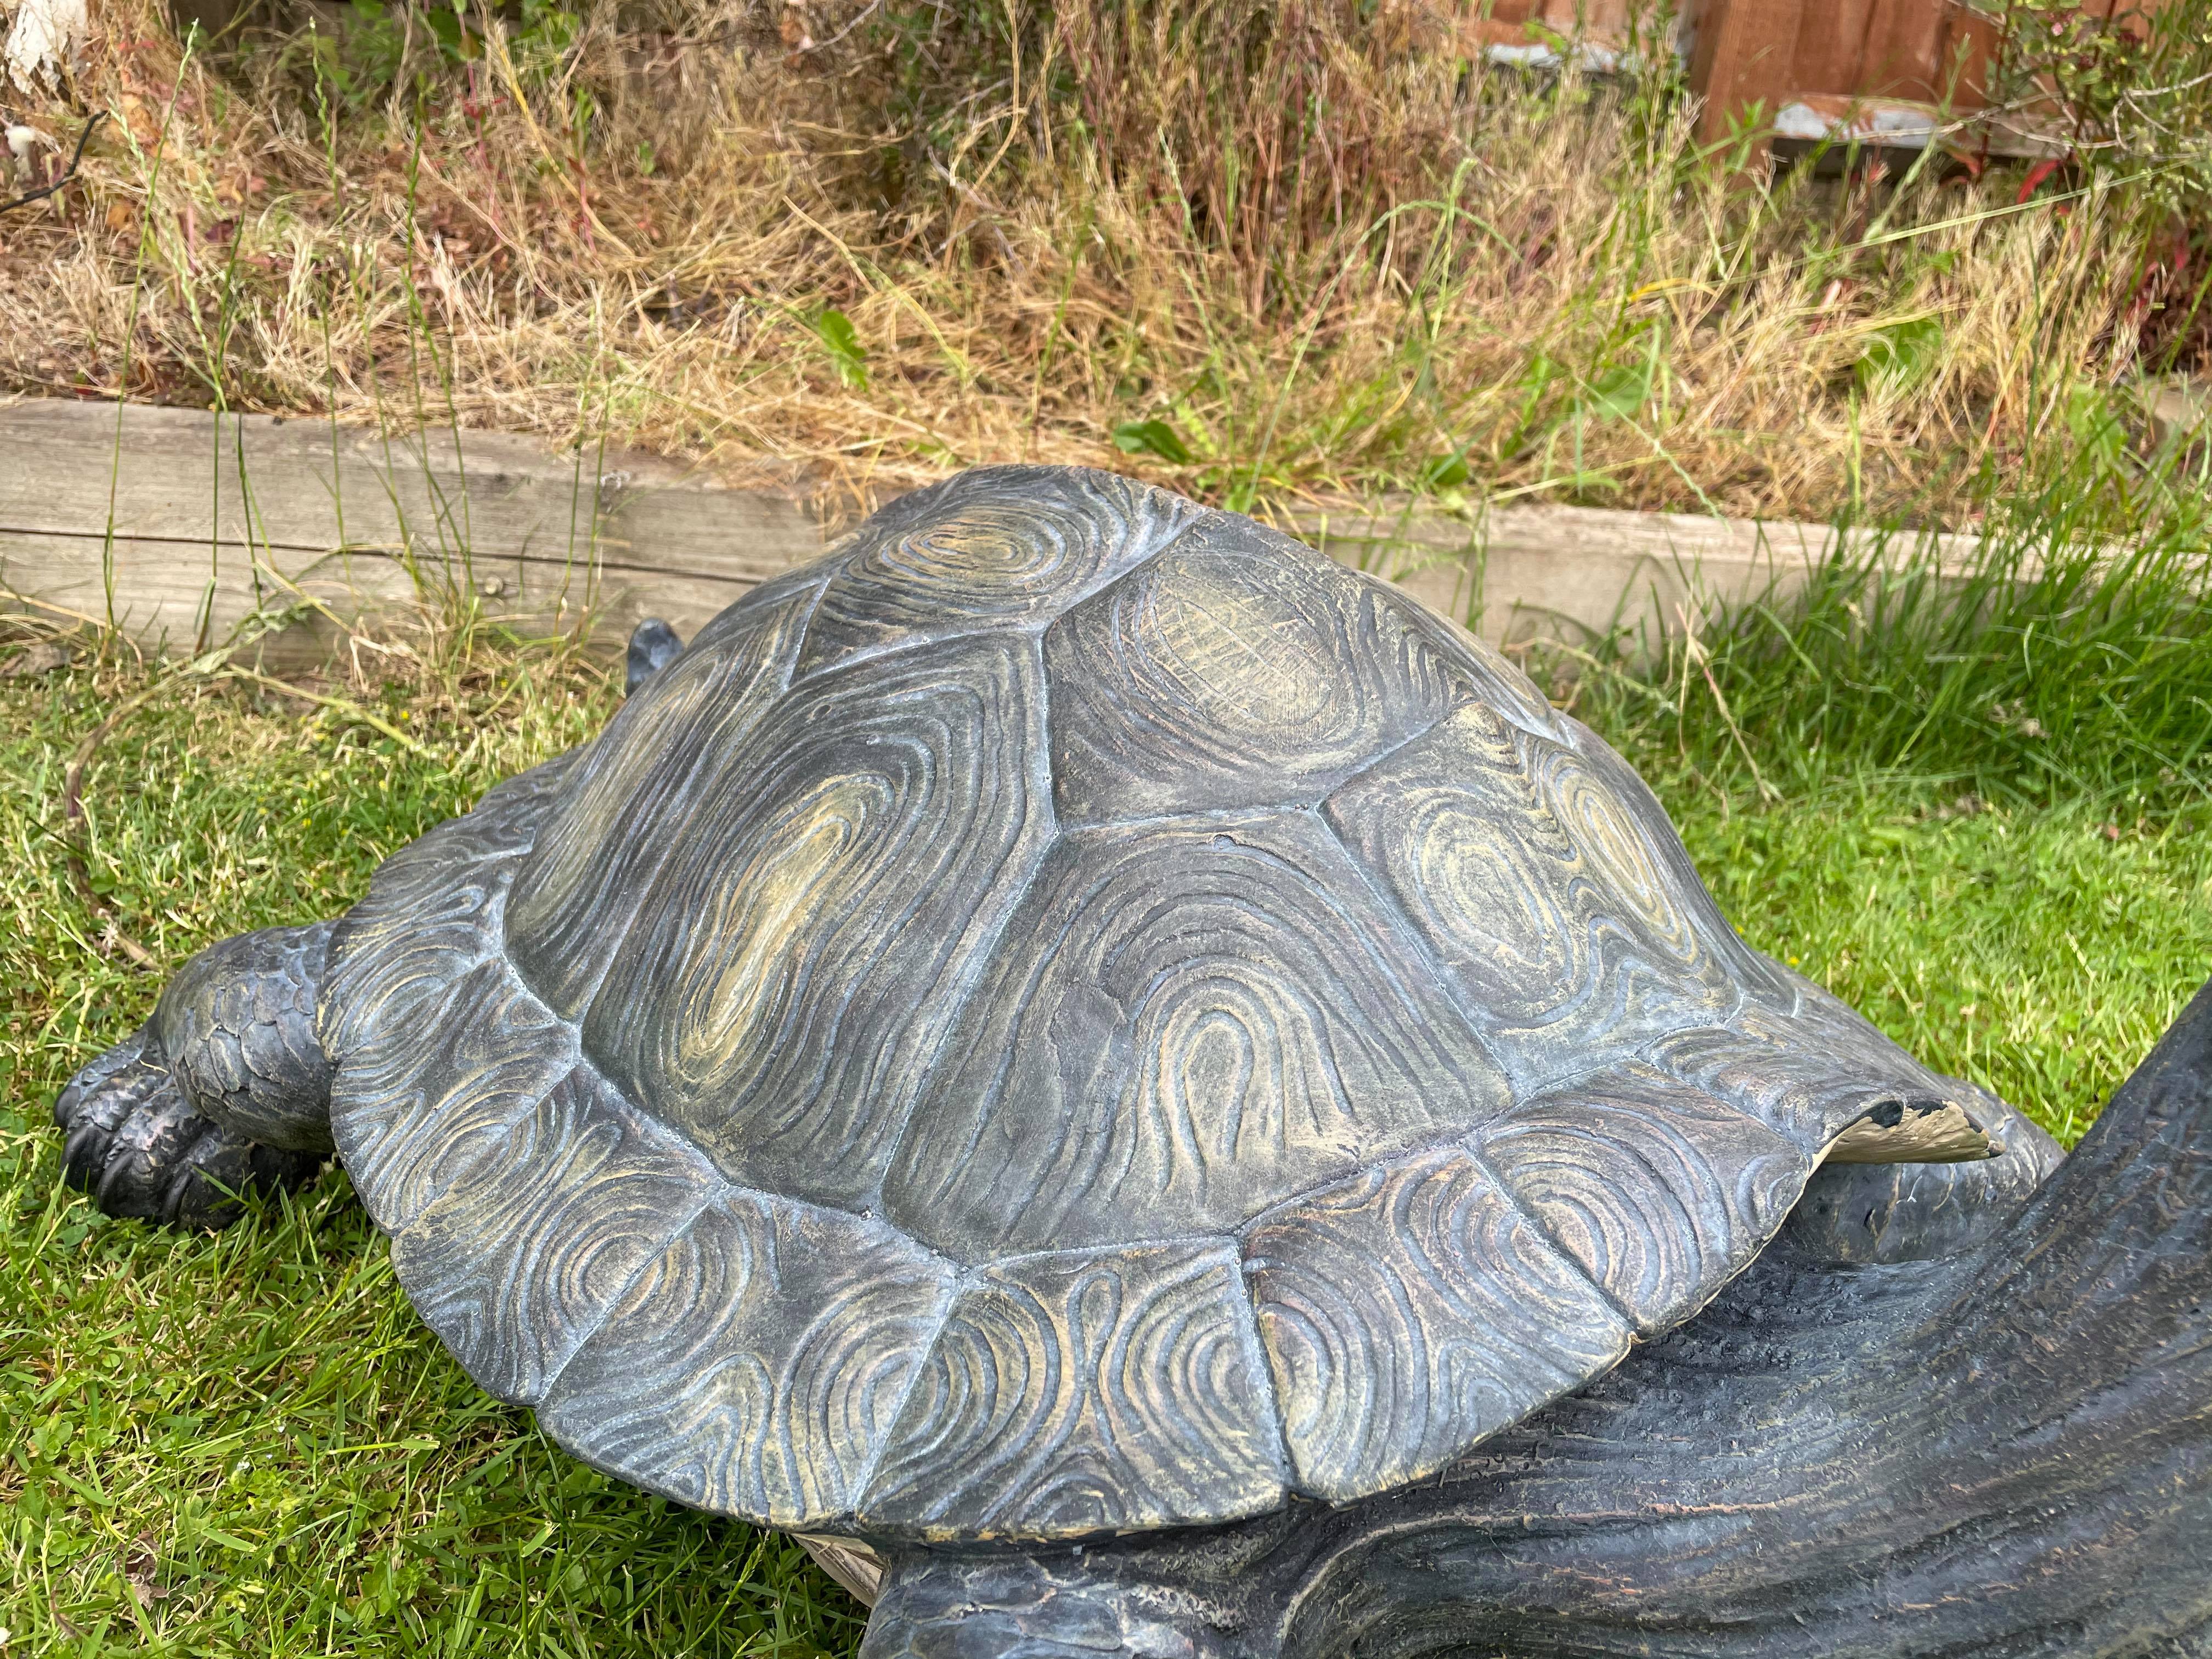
54 922 335 1227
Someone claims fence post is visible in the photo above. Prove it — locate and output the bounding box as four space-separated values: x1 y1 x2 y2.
1688 0 1810 160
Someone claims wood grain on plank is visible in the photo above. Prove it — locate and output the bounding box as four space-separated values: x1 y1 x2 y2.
796 466 1204 676
857 1238 1285 1540
3 402 2021 663
0 400 818 647
582 633 1053 1211
390 1062 721 1405
1240 1146 1630 1502
539 1190 954 1527
882 811 1513 1262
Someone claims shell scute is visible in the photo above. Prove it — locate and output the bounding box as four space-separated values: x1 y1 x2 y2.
797 465 1203 676
1324 701 1751 1090
388 1062 721 1405
506 580 817 1018
538 1191 954 1526
1043 516 1464 823
881 810 1514 1261
331 957 579 1233
1475 1062 1812 1332
580 632 1053 1210
1240 1145 1630 1502
856 1238 1285 1540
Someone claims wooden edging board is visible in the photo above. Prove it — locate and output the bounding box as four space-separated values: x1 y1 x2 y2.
0 398 1991 662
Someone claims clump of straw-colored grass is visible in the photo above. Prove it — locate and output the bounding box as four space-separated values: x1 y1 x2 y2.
0 0 2187 523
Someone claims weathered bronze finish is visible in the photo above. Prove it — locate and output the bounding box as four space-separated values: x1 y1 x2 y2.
53 467 2207 1654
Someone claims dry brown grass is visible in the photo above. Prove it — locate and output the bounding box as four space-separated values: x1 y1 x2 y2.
0 0 2183 522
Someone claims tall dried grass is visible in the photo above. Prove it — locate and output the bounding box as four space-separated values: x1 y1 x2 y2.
0 0 2191 521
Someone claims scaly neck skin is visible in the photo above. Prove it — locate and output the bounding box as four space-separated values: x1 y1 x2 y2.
859 981 2212 1659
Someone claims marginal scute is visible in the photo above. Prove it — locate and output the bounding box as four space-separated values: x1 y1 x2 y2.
330 958 578 1232
507 583 818 1019
1476 1062 1811 1331
1043 516 1464 822
1785 1090 2063 1264
539 1191 955 1527
1240 1146 1630 1502
583 633 1053 1211
857 1239 1285 1540
1649 985 1989 1160
390 1063 721 1406
797 466 1204 676
882 811 1513 1261
1324 701 1746 1091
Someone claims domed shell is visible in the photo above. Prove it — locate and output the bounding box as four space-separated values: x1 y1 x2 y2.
324 466 1989 1542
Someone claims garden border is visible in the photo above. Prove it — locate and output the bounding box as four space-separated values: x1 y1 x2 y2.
1 397 1987 661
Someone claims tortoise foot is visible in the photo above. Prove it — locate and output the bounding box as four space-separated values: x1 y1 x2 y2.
54 1026 323 1229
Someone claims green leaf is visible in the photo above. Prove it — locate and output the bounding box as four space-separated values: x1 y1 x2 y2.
1578 360 1652 423
1111 418 1193 464
1857 315 1945 395
812 309 868 391
1423 450 1471 488
421 3 480 63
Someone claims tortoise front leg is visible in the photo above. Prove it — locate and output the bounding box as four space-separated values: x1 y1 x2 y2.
55 921 336 1228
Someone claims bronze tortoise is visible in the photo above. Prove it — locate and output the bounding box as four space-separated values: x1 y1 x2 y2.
54 467 2212 1654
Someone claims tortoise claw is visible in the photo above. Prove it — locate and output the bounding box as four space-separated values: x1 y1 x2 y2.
55 1028 323 1229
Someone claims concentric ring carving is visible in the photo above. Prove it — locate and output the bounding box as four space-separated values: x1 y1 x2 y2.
1044 518 1463 821
1325 702 1746 1088
1240 1147 1630 1501
507 584 818 1018
583 634 1053 1209
883 812 1511 1260
857 1239 1285 1539
539 1192 953 1526
1477 1063 1812 1331
390 1063 720 1406
797 466 1203 675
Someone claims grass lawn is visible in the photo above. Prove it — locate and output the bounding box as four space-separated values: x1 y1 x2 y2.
3 651 2207 1656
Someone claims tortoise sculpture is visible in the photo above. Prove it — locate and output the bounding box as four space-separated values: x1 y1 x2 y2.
52 467 2212 1655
